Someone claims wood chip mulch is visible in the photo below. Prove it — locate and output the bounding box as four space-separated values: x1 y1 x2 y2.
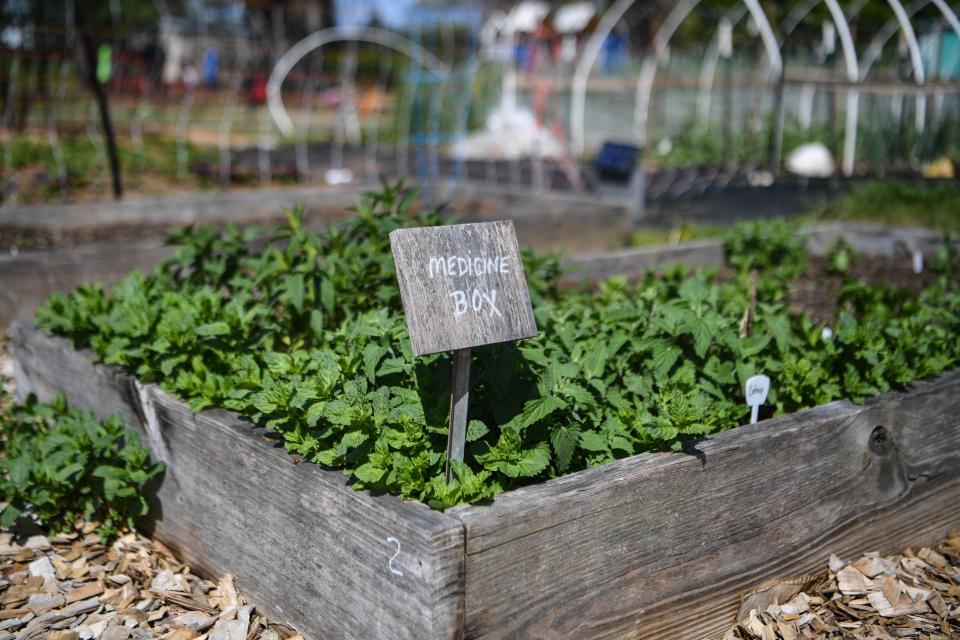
0 526 301 640
725 529 960 639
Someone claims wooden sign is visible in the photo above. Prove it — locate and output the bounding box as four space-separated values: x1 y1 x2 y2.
390 220 539 482
389 221 538 356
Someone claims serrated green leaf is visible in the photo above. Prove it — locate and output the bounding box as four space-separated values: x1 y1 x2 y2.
305 401 327 426
353 462 386 483
195 321 231 337
466 420 489 442
550 425 581 472
489 442 551 478
285 274 305 312
579 430 608 452
505 396 567 431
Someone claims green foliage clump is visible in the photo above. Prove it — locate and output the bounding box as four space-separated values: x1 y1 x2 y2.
724 219 808 284
826 237 856 276
0 392 164 540
6 133 220 203
812 181 960 234
34 182 960 509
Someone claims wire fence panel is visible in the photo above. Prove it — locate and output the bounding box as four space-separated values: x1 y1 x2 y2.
1 1 958 208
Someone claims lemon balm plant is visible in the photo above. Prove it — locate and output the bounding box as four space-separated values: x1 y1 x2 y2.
0 390 164 540
34 183 960 508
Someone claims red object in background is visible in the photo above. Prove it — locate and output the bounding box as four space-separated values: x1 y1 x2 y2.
249 75 267 104
534 78 548 127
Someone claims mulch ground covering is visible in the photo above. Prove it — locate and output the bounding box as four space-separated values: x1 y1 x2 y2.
725 531 960 639
0 528 301 640
0 341 301 640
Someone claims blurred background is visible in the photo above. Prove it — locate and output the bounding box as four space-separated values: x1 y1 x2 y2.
1 0 959 310
1 0 957 206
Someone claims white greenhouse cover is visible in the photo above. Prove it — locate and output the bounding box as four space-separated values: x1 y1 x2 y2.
554 2 596 34
508 1 550 33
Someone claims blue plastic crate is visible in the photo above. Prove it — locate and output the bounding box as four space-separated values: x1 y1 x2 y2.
594 141 639 181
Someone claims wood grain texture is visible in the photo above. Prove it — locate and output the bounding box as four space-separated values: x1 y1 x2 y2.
562 240 725 285
390 221 537 356
0 241 175 329
0 184 364 232
450 370 960 640
805 221 960 258
559 221 960 286
445 348 472 481
11 324 465 640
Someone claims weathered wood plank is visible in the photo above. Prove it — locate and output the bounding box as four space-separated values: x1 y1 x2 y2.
390 221 537 356
11 323 465 640
559 221 960 285
561 239 725 285
450 371 960 639
0 184 366 234
0 241 176 329
621 474 960 639
805 221 960 258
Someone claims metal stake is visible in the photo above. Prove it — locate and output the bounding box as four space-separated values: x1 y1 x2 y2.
445 347 472 484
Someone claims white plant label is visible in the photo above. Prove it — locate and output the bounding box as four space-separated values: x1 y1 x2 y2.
745 374 771 424
718 18 733 59
324 167 353 185
912 250 924 274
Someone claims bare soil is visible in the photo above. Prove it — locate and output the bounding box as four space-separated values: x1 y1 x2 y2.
789 254 948 325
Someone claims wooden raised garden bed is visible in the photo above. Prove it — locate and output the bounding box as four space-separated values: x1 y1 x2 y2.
11 322 960 639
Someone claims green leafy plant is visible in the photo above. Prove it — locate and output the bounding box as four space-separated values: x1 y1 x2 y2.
826 237 856 276
724 219 808 281
808 181 960 234
34 182 960 509
0 391 164 540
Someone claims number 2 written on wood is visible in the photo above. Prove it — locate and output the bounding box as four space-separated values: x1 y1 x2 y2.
386 537 403 577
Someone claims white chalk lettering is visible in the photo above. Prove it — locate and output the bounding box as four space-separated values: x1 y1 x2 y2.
449 288 502 318
426 254 510 279
450 291 468 316
483 289 502 317
471 288 483 312
428 257 447 278
386 536 403 577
